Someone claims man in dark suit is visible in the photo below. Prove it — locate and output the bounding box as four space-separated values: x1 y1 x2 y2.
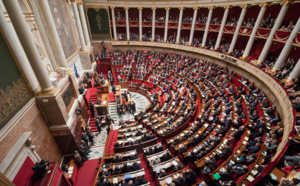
183 169 197 185
131 161 141 171
90 101 95 117
174 174 185 186
232 164 248 175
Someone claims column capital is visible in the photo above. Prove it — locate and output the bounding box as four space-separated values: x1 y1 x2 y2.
193 7 199 10
124 7 129 10
280 0 294 6
110 6 115 9
138 7 143 10
179 7 184 10
151 7 157 10
223 5 232 9
240 4 251 9
77 0 83 5
259 2 271 7
165 7 170 10
208 6 215 10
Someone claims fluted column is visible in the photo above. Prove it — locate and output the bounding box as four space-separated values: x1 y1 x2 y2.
0 8 39 93
71 1 87 50
39 0 68 68
125 7 130 41
110 7 117 40
202 6 214 47
228 4 249 53
138 7 143 41
175 7 184 44
288 58 300 80
78 3 91 47
164 7 170 42
215 6 231 49
241 3 270 60
188 7 198 46
151 7 156 41
3 0 53 92
273 18 300 70
257 0 292 63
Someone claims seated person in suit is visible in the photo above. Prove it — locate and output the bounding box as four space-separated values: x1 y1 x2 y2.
158 169 167 178
130 161 141 171
133 176 148 186
232 164 248 175
174 174 185 186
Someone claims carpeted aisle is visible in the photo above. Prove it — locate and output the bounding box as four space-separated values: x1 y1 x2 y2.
107 130 118 154
109 92 116 102
74 159 99 186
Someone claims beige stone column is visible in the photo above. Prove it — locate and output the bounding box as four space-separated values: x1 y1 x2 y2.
138 7 143 41
3 0 54 92
273 17 300 70
175 7 184 44
151 7 156 41
257 0 292 63
110 7 117 40
0 8 39 93
188 7 198 45
228 4 249 53
241 3 270 60
78 3 91 47
125 7 130 40
71 0 87 50
39 0 68 68
164 7 170 42
288 58 300 80
215 6 231 49
202 6 214 47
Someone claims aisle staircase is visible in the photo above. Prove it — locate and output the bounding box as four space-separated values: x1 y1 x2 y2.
109 102 119 125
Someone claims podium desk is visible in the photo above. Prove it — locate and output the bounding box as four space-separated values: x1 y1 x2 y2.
115 85 122 105
119 81 128 89
95 94 109 116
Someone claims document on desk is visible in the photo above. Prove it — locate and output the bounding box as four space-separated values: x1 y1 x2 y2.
113 177 119 184
172 160 178 166
251 169 258 176
165 177 172 184
155 165 163 173
247 175 254 182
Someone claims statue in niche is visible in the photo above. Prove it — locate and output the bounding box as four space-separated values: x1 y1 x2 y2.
96 14 102 31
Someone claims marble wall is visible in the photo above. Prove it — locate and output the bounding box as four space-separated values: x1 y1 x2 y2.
0 102 63 164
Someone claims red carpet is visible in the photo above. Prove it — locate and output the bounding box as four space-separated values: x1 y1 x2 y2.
109 92 116 102
108 130 118 154
74 159 99 186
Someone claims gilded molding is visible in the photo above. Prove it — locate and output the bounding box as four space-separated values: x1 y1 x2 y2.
259 2 271 8
240 4 251 9
0 78 32 129
223 5 232 9
151 7 157 10
280 0 294 6
138 7 143 10
124 7 129 10
208 6 215 10
179 7 184 10
193 7 199 10
165 7 170 10
110 6 115 9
